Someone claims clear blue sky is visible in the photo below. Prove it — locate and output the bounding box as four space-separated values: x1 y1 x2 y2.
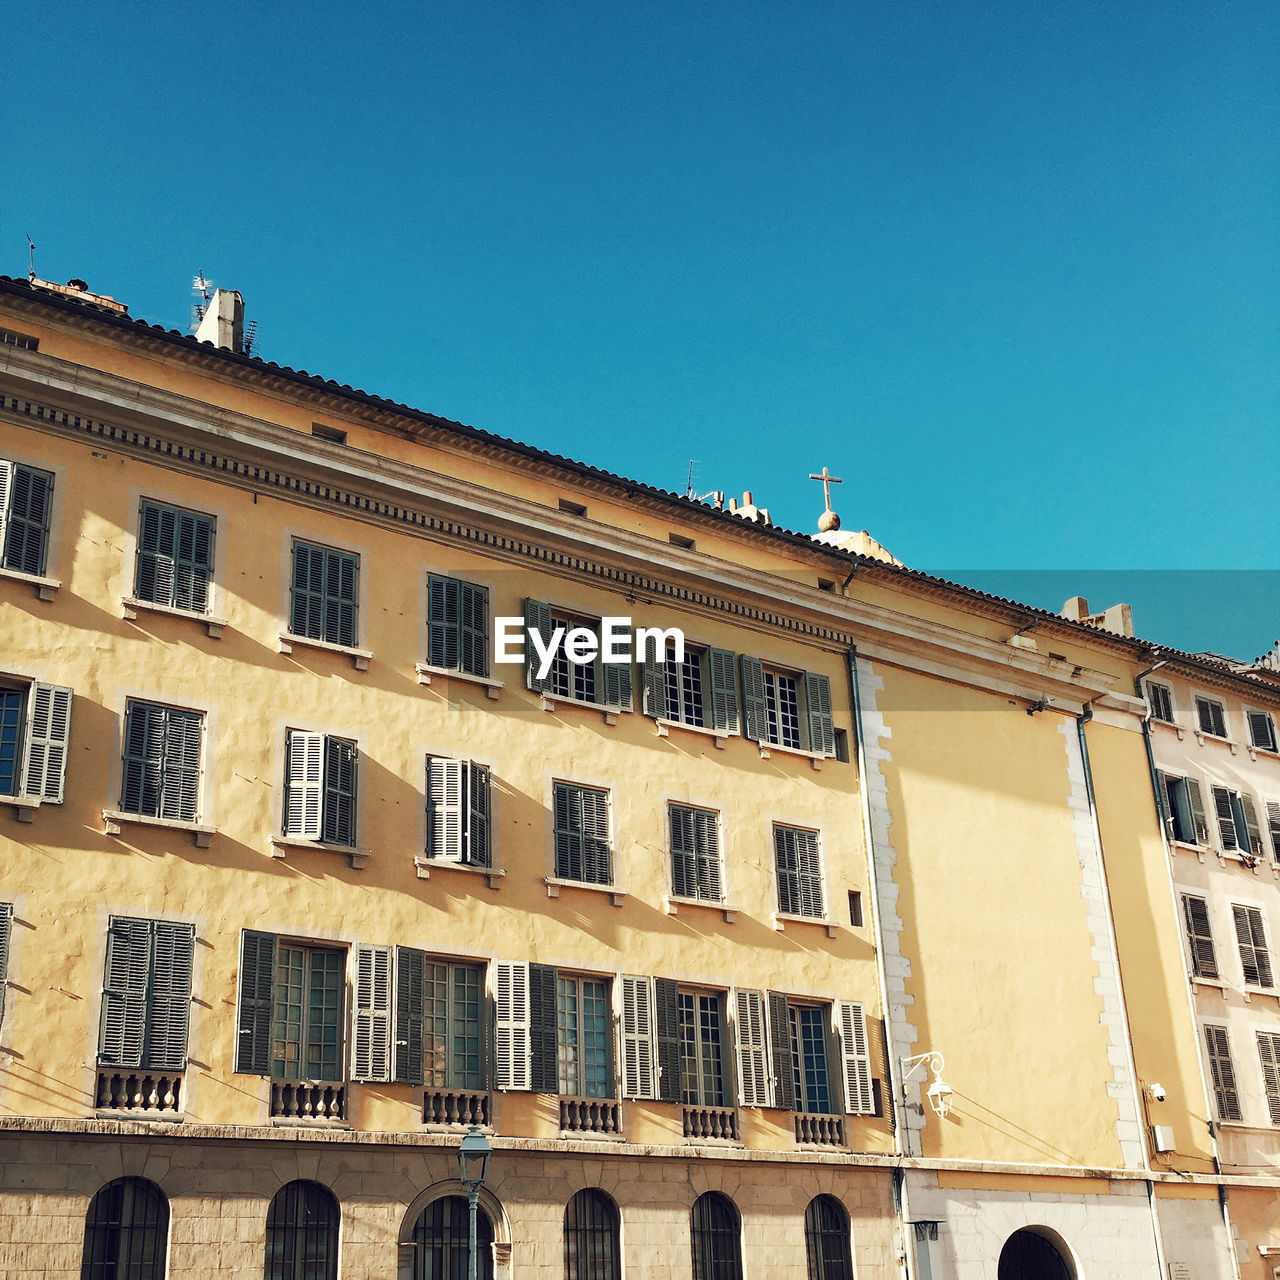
6 1 1277 658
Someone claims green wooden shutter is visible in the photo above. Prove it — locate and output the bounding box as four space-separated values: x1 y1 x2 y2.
654 977 682 1103
1186 778 1209 844
426 757 464 860
581 786 612 885
146 921 194 1071
642 651 666 720
427 575 461 670
733 988 770 1107
524 598 554 693
164 708 202 823
173 508 214 613
1204 1025 1241 1121
837 1001 874 1115
740 656 767 743
603 653 633 713
235 930 276 1075
352 945 392 1083
0 460 11 561
467 763 491 868
4 464 52 576
1268 801 1280 862
1241 794 1264 856
322 736 357 845
459 581 489 677
285 731 324 838
553 782 578 879
120 701 161 815
804 673 835 756
136 500 174 605
394 946 426 1085
670 804 696 899
99 918 151 1068
494 961 531 1090
328 547 359 647
708 649 739 733
290 541 323 637
1258 1034 1280 1123
1213 787 1239 850
21 682 72 803
528 962 558 1092
1181 895 1219 979
620 974 656 1099
0 901 12 1031
766 991 796 1110
1153 770 1173 839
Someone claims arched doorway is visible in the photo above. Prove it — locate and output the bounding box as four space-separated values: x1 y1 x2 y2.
998 1227 1075 1280
411 1194 495 1280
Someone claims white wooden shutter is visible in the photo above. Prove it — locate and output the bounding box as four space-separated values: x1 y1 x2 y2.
494 961 531 1090
708 648 739 733
0 459 12 556
1268 801 1280 862
285 731 324 838
352 945 392 1082
21 682 72 803
426 757 465 860
804 673 835 756
0 901 12 1031
838 1001 875 1115
733 988 772 1107
1241 795 1264 856
620 974 656 1099
740 656 767 743
1186 778 1210 844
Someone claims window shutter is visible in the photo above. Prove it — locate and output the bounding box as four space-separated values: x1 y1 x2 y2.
494 961 531 1090
21 682 72 803
331 548 359 647
323 736 357 845
796 829 824 918
1186 778 1209 844
708 648 739 733
837 1001 874 1115
603 654 633 713
1241 794 1264 857
235 930 277 1075
121 701 160 815
528 962 558 1093
1268 801 1280 862
146 921 194 1072
1213 787 1239 851
0 459 11 556
172 507 214 613
1234 905 1273 987
393 946 426 1085
291 541 323 638
620 975 656 1099
1153 770 1173 839
352 945 392 1083
99 918 151 1069
459 581 489 678
553 782 577 879
766 991 796 1111
654 977 682 1104
1205 1025 1241 1121
733 988 771 1107
582 786 612 885
467 763 492 868
740 656 767 743
523 598 554 693
164 708 202 823
1249 711 1278 752
0 901 12 1031
1182 895 1219 980
804 673 835 757
427 575 461 670
5 465 51 576
426 757 465 860
642 652 667 720
1258 1033 1280 1124
285 731 325 838
670 804 696 899
871 1016 894 1122
136 500 174 605
693 808 721 901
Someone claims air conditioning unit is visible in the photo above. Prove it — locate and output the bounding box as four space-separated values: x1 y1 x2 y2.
1151 1124 1175 1153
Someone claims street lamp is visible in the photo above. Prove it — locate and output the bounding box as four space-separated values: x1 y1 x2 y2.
902 1050 954 1118
458 1124 493 1280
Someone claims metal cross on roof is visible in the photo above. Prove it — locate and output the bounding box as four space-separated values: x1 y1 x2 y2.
808 466 843 512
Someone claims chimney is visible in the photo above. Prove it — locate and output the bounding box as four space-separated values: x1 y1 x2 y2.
195 289 245 352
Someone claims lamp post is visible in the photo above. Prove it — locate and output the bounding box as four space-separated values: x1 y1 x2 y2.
458 1124 493 1280
901 1050 954 1118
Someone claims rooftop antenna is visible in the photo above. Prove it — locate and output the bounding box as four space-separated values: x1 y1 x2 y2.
26 235 35 281
684 460 723 507
190 271 213 330
243 318 258 357
685 460 696 499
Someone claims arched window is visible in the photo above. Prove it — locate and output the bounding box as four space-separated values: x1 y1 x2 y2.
264 1181 339 1280
998 1228 1075 1280
690 1191 742 1280
412 1195 494 1280
81 1177 169 1280
564 1188 620 1280
804 1195 853 1280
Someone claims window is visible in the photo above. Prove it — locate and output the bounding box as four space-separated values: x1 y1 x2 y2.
565 1189 620 1280
425 757 491 866
427 575 489 677
284 730 357 845
1195 696 1229 738
1259 1034 1280 1125
98 917 195 1075
1232 904 1274 988
740 656 835 755
557 974 612 1098
1212 786 1263 856
1181 895 1219 980
264 1181 338 1280
0 901 12 1033
290 540 358 647
1146 681 1175 724
523 598 632 712
0 458 53 576
805 1195 854 1280
679 990 728 1107
0 680 71 802
690 1192 742 1280
669 803 722 901
553 782 612 885
1156 771 1208 845
423 959 484 1089
788 1003 833 1114
134 500 215 613
642 644 738 733
411 1196 494 1280
81 1178 168 1280
1268 801 1280 862
774 825 825 918
1248 710 1279 753
235 932 345 1082
1204 1025 1241 1121
120 701 202 823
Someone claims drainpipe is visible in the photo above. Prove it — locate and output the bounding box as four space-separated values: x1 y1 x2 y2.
1133 662 1243 1280
847 644 915 1280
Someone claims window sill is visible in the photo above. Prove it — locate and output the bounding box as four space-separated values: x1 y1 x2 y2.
654 717 732 749
1190 976 1227 990
1248 744 1280 762
538 692 630 726
1151 718 1185 740
1170 840 1208 862
103 810 216 848
665 894 737 923
544 877 627 907
1242 986 1280 1006
272 834 368 869
3 793 42 823
773 911 840 939
122 596 226 638
415 663 503 700
414 856 505 889
754 740 831 770
94 1109 184 1125
1193 729 1237 754
278 632 372 671
0 565 59 601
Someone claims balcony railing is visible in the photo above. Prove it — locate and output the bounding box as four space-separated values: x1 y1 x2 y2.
683 1104 739 1142
422 1088 490 1128
793 1112 846 1146
270 1079 346 1122
560 1095 622 1137
95 1069 183 1115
